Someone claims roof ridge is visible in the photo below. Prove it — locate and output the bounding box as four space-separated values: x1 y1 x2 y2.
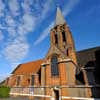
77 46 100 53
22 59 44 65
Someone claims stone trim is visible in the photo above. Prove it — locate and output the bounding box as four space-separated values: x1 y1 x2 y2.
41 58 73 66
62 96 100 100
10 93 100 100
10 93 51 98
10 85 100 88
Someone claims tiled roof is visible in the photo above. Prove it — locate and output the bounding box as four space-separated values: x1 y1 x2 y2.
12 59 44 75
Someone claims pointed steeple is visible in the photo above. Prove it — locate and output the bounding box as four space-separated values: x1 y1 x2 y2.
55 7 66 25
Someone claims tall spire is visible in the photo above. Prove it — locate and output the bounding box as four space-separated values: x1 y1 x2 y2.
55 7 66 26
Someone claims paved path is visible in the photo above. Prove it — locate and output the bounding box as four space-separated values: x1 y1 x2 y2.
0 97 33 100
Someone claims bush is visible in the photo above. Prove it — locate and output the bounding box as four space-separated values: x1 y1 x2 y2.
0 86 10 98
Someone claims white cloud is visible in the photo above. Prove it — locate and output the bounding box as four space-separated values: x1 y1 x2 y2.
2 1 37 65
0 0 5 17
10 62 20 68
17 13 36 35
0 75 7 82
63 0 80 16
0 26 5 29
4 15 18 37
22 13 36 32
0 0 46 70
5 15 16 27
7 27 17 37
34 22 54 45
21 0 31 13
0 73 11 82
8 0 20 16
1 1 37 66
17 25 26 35
4 37 29 63
0 30 4 41
21 0 43 16
26 0 53 33
17 0 53 37
40 0 53 20
26 0 54 46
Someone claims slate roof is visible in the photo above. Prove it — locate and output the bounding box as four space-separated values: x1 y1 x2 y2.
77 46 100 67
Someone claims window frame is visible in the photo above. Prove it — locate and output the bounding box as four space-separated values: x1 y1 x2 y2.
16 76 20 86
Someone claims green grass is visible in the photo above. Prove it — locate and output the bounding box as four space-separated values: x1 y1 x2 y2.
0 86 10 98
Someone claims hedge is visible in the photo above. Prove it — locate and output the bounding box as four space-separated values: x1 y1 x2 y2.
0 86 10 98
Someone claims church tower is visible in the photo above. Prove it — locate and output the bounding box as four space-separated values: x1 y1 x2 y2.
50 7 77 64
41 7 79 99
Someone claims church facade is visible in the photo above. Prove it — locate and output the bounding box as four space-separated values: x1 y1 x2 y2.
4 7 100 100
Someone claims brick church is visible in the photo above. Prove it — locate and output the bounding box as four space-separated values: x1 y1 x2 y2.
3 7 100 100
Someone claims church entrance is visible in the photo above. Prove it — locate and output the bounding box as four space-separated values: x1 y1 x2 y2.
54 89 60 100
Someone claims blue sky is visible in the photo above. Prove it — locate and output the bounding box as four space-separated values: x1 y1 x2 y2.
0 0 100 81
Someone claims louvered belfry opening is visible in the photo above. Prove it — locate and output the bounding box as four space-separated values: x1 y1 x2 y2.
55 34 58 44
62 31 66 42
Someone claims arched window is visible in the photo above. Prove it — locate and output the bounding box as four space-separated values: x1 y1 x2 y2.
51 55 59 76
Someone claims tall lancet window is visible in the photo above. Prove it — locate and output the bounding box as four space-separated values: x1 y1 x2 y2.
62 31 66 42
51 55 59 76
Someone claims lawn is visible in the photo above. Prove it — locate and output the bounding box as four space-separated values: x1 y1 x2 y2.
0 86 10 98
